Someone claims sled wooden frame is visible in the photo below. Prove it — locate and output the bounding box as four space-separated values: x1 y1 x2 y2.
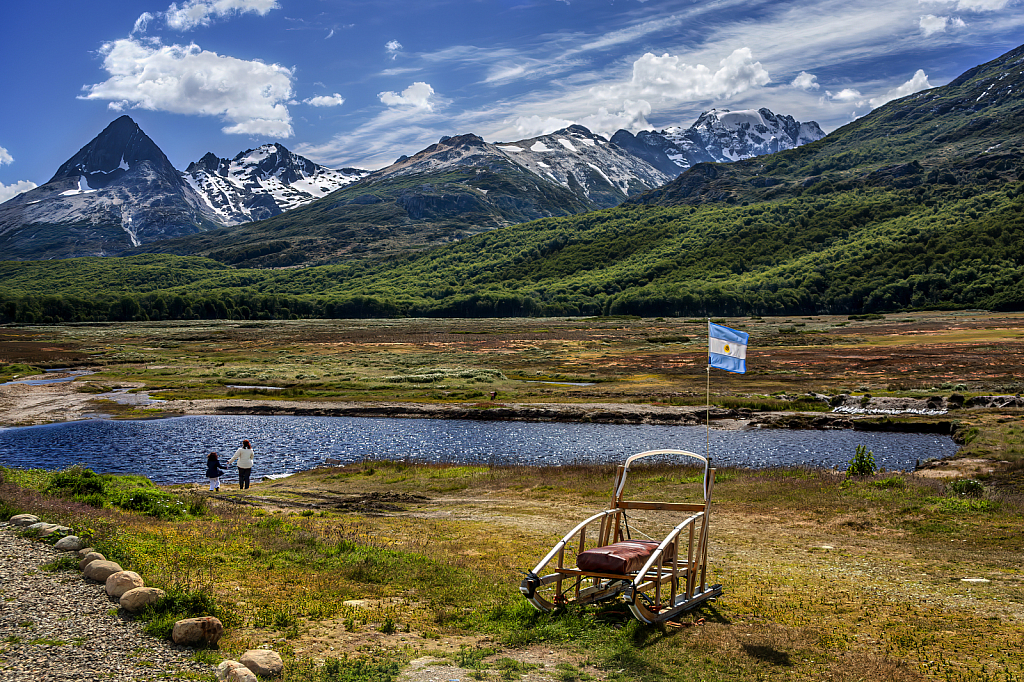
520 449 722 624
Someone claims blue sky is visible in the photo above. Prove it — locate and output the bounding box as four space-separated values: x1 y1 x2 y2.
1 0 1022 202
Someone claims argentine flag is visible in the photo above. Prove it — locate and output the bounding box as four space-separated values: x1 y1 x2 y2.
709 322 749 374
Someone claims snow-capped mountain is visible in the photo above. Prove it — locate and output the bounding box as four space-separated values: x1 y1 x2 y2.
142 125 674 267
375 124 673 210
183 144 369 224
0 116 219 259
611 108 825 176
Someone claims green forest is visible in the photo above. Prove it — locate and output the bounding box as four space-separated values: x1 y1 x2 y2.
2 177 1022 323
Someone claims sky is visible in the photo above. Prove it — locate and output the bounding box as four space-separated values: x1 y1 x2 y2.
1 0 1023 203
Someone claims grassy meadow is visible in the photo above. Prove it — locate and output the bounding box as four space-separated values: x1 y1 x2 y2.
1 457 1022 682
1 312 1023 681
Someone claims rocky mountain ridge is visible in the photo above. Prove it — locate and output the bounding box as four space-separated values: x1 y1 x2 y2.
183 144 368 224
610 108 825 176
0 116 219 259
629 43 1024 208
0 105 824 262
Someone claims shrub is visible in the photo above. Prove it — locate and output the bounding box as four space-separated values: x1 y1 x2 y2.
873 475 906 489
847 445 877 477
45 466 107 498
113 488 187 519
947 478 984 498
138 589 221 639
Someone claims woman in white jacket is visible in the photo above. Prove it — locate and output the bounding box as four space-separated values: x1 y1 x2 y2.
227 439 255 489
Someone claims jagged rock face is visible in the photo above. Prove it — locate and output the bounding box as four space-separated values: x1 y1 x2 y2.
611 108 825 176
374 124 673 211
183 143 369 224
0 116 219 259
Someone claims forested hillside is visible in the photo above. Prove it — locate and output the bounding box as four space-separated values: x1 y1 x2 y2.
2 175 1021 322
2 45 1022 322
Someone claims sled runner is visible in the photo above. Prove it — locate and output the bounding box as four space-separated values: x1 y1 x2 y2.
520 449 722 624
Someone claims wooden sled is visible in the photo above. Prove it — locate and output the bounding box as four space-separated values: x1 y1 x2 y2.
520 450 722 624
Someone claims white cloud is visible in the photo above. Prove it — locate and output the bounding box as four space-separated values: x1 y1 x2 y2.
0 145 13 165
920 14 966 35
870 69 932 108
81 38 295 137
132 12 155 34
379 82 437 111
511 115 574 138
953 0 1012 9
577 100 652 138
0 180 37 204
386 40 403 60
791 71 820 90
164 0 279 31
304 93 345 107
326 29 334 39
597 48 770 102
827 88 864 102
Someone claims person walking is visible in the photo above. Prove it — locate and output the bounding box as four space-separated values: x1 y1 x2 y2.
205 452 224 492
228 439 255 490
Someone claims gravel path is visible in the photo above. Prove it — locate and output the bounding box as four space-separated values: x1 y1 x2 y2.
0 525 214 681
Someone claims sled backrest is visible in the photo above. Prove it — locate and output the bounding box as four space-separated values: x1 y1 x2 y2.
599 449 714 546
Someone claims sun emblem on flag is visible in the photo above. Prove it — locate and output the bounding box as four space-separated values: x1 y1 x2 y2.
723 344 731 353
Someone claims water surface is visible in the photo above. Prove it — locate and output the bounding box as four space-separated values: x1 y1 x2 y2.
0 415 957 484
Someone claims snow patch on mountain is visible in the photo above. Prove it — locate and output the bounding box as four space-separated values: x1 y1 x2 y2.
183 143 369 225
496 125 672 203
611 107 826 177
60 176 97 196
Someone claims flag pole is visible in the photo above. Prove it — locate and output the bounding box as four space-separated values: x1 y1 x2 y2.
706 318 711 461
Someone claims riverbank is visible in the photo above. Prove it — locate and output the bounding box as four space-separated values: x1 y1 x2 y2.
0 372 967 431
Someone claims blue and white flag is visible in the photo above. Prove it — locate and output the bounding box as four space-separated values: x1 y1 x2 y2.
708 322 749 374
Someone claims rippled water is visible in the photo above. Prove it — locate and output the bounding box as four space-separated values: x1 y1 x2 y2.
0 415 958 484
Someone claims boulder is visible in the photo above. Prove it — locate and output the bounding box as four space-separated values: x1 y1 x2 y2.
55 536 85 552
77 547 96 558
9 514 39 526
40 524 71 537
217 661 257 682
228 667 258 682
79 552 105 571
120 587 166 613
172 616 223 646
26 522 57 534
84 559 123 583
240 650 284 678
105 570 144 598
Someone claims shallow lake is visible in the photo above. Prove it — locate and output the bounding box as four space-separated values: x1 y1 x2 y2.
0 415 958 484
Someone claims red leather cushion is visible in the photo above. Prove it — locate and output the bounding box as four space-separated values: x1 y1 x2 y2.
576 540 659 574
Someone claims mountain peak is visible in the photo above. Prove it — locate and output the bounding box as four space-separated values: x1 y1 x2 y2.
611 107 825 176
49 115 172 185
183 142 368 224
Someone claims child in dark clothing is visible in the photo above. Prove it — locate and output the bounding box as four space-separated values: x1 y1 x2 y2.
205 452 225 491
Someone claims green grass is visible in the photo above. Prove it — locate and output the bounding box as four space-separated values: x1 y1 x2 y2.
2 455 1023 682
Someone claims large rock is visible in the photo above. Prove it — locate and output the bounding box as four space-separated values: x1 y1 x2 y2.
172 616 223 646
26 522 58 534
217 661 257 682
120 587 166 613
84 559 123 582
55 535 85 551
240 650 283 677
9 514 39 526
79 552 105 571
105 570 144 597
